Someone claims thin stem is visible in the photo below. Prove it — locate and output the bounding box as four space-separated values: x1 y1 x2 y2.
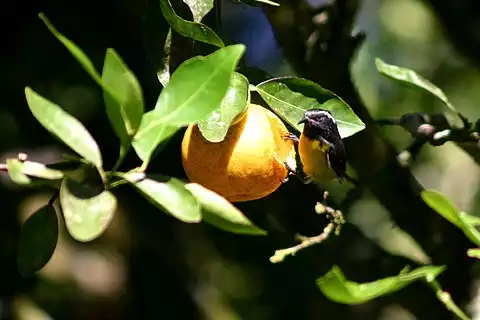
270 196 345 263
427 280 470 320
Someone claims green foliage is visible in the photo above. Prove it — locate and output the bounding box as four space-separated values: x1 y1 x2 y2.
422 189 480 246
255 77 365 138
182 0 213 22
17 205 58 277
121 172 202 223
60 179 117 242
149 44 246 126
160 0 224 47
131 114 179 167
198 72 250 142
185 183 266 235
25 87 103 169
317 265 445 304
375 58 463 127
18 8 468 319
102 48 145 160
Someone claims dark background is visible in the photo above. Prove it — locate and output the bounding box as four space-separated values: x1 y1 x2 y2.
1 0 480 319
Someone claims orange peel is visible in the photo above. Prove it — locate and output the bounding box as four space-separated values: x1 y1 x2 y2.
181 104 296 202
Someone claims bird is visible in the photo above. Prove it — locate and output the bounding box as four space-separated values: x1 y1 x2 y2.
285 109 348 183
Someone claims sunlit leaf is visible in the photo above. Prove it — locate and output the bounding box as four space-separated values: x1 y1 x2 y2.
6 159 64 187
375 58 458 115
102 48 144 156
467 248 480 259
160 0 224 47
17 205 58 277
183 0 213 22
461 213 480 226
422 190 480 246
7 159 32 185
122 172 201 223
25 87 103 168
185 183 266 235
198 72 249 142
158 28 172 86
131 111 180 166
60 179 117 242
317 265 445 304
151 44 245 126
255 77 365 138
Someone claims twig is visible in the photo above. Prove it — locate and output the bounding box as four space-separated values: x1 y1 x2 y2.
270 193 346 263
427 280 471 320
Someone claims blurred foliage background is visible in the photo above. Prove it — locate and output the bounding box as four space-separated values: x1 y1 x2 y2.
1 0 480 319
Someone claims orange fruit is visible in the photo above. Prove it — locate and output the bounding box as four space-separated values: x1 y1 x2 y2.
181 104 296 202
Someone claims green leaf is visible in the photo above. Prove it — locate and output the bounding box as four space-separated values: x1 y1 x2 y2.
39 13 102 86
122 172 201 223
255 77 365 138
151 44 245 126
317 265 445 305
375 58 458 114
158 28 172 86
197 72 249 142
183 0 213 22
25 87 103 168
422 190 480 246
132 111 180 166
467 248 480 259
160 0 224 47
7 159 32 185
102 48 144 156
185 183 266 235
17 205 58 277
60 179 117 242
461 213 480 226
6 159 64 187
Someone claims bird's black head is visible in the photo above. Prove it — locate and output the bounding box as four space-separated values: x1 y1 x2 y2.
298 109 340 140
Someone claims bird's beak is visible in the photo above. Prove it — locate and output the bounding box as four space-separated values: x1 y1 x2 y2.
298 117 307 125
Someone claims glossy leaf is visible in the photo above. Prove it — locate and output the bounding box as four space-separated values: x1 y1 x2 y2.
152 44 245 126
132 111 180 166
60 179 117 242
317 265 445 305
422 190 480 246
375 58 457 114
183 0 213 22
39 13 102 86
122 172 201 223
255 77 365 138
7 159 32 185
468 248 480 259
198 72 249 142
17 205 58 277
158 28 172 86
185 183 266 235
160 0 224 47
25 88 103 168
462 213 480 226
102 48 144 155
6 159 64 187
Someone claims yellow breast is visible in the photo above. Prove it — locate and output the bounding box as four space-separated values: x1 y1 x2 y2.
298 134 336 182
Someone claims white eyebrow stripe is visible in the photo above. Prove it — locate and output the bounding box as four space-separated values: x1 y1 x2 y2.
318 110 336 123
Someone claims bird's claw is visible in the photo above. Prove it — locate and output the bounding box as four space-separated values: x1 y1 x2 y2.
283 132 300 144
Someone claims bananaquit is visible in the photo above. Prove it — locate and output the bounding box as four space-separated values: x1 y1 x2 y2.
288 109 347 183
